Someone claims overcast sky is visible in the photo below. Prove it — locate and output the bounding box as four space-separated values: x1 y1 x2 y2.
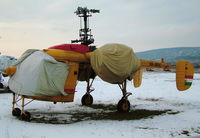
0 0 200 57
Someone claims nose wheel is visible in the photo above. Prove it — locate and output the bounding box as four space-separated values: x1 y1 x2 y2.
12 94 31 121
0 83 3 88
12 108 21 117
20 111 31 121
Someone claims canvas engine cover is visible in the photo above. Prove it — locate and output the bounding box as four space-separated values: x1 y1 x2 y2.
90 43 141 84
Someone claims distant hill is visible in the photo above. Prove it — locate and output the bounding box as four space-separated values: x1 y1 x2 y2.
136 47 200 67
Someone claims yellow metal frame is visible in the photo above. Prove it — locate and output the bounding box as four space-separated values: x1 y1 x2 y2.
24 94 75 102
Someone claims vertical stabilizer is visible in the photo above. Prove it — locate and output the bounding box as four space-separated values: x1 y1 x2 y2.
176 60 194 91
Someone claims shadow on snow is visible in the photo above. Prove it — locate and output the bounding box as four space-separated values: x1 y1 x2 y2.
16 104 179 124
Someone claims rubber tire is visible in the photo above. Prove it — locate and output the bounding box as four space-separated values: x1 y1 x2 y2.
81 94 93 106
117 99 130 112
21 111 31 121
12 108 21 117
0 83 3 88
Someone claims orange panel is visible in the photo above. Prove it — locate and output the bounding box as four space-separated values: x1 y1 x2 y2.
133 69 143 88
43 49 91 62
4 66 17 76
64 62 79 94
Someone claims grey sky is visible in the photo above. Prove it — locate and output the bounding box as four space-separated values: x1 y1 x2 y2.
0 0 200 57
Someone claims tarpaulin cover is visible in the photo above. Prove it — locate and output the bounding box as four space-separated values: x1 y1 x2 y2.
90 43 141 84
48 44 89 54
9 50 69 96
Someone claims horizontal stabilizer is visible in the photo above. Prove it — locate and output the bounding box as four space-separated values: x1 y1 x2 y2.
176 60 194 91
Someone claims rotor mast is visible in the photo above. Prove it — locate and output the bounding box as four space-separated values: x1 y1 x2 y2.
71 7 100 46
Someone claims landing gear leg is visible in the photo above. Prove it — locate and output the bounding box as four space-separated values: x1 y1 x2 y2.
81 79 95 106
12 93 21 117
117 80 132 112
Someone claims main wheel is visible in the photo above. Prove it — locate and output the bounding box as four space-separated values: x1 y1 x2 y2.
117 99 130 112
12 108 21 117
20 111 31 121
81 94 93 106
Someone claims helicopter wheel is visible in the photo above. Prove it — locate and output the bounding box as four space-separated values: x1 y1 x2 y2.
20 111 31 121
117 99 130 113
0 83 3 88
12 108 21 117
81 94 93 106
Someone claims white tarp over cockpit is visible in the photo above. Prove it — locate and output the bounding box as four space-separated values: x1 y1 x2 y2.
9 50 69 96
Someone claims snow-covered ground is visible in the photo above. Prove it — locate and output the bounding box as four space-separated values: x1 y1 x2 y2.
0 72 200 138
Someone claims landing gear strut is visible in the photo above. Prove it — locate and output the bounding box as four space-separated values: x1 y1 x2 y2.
81 79 94 106
117 80 132 112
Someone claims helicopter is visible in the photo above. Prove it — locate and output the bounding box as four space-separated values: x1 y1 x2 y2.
3 7 194 121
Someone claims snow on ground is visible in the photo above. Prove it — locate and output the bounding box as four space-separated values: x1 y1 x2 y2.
0 72 200 138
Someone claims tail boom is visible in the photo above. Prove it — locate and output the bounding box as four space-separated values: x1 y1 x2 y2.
137 59 194 91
